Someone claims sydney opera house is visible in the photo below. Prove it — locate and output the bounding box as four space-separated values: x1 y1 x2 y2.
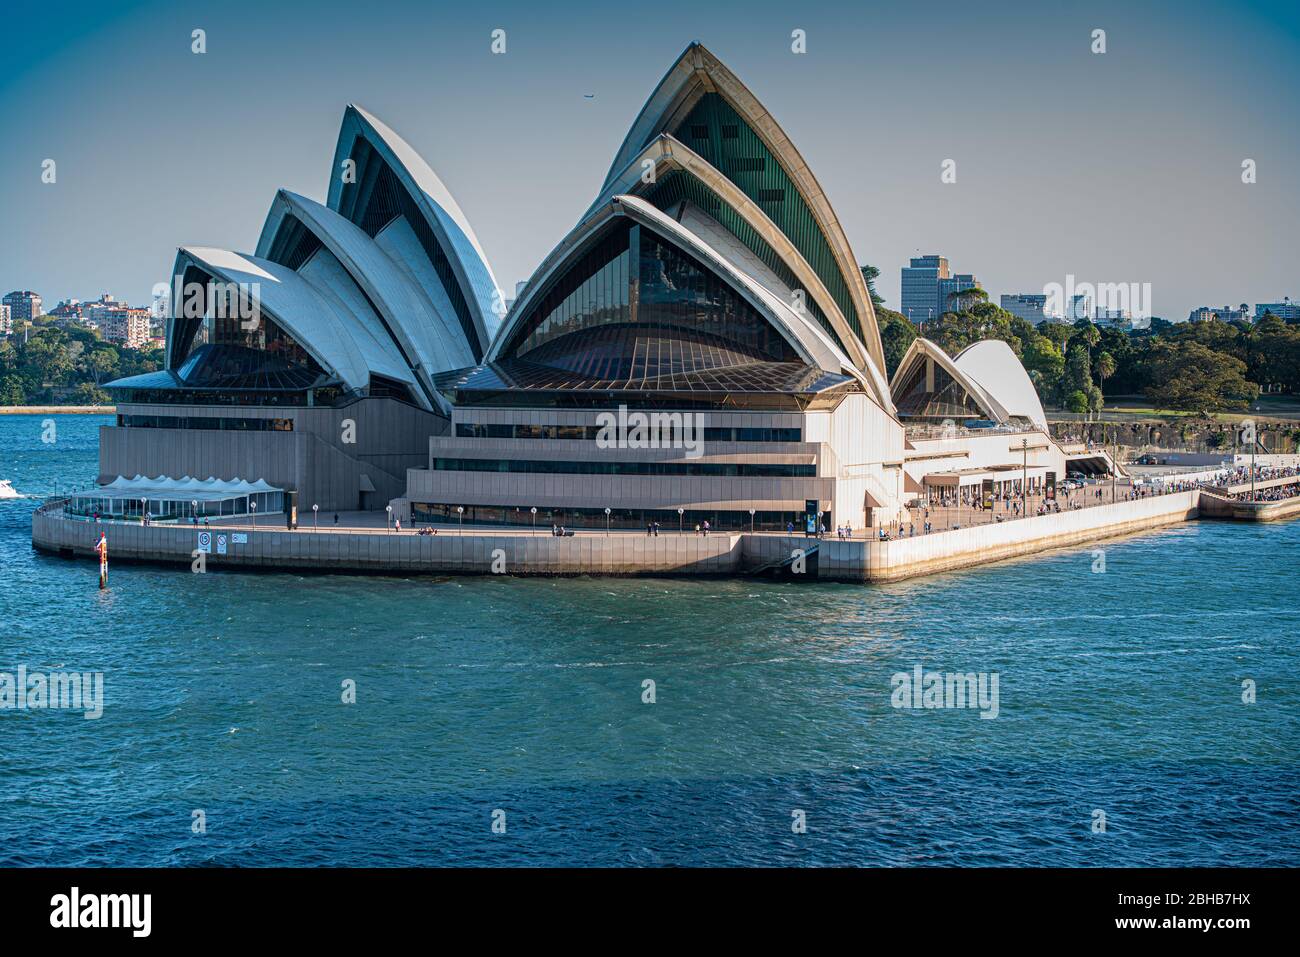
102 43 1074 532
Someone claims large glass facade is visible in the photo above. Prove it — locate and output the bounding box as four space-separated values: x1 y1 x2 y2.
893 358 987 421
175 340 327 392
431 457 815 478
641 170 848 357
410 502 823 533
455 422 801 442
668 92 862 349
502 220 798 381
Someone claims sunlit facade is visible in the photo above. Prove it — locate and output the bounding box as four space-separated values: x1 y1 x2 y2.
97 43 1067 528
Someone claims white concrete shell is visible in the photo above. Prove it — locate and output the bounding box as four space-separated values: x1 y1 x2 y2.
587 133 892 412
165 246 416 398
326 104 503 358
490 195 870 392
600 43 887 378
890 337 1011 424
953 339 1049 431
256 189 468 412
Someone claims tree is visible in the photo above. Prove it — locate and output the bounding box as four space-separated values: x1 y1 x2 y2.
83 348 119 385
1144 340 1259 411
1039 321 1074 352
1095 351 1116 395
860 265 885 309
1063 344 1094 404
1021 336 1065 400
875 306 917 378
1065 390 1089 413
946 285 988 313
0 375 24 406
69 382 110 406
1072 319 1101 351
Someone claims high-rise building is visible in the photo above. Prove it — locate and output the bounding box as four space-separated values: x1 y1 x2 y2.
1255 299 1299 322
938 272 979 313
2 290 43 323
103 308 152 349
900 256 977 325
900 255 948 325
1188 303 1250 322
1000 293 1090 325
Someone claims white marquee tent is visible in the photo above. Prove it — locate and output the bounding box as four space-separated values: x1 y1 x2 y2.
68 475 284 520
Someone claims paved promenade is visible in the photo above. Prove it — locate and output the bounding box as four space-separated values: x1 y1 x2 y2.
33 489 1204 583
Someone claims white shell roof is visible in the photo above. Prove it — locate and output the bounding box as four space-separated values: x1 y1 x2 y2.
257 189 472 410
598 43 886 377
173 246 415 394
327 104 503 352
953 339 1048 430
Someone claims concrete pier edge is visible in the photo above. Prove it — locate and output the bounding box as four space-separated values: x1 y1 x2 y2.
31 490 1230 583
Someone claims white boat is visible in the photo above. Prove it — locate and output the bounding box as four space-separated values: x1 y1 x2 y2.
0 480 19 499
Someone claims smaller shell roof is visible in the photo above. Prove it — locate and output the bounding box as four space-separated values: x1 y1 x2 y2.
953 339 1048 430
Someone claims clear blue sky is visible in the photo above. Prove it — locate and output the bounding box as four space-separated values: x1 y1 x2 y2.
2 0 1297 322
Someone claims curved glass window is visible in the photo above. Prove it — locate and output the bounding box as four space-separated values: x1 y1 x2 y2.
503 220 797 381
893 357 987 421
176 341 328 392
669 93 862 349
641 171 843 354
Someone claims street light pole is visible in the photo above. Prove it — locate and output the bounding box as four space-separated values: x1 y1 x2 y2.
749 508 755 534
604 507 611 536
678 507 684 536
313 503 319 531
1020 438 1029 516
457 505 464 535
1112 443 1118 504
386 504 393 531
530 506 537 536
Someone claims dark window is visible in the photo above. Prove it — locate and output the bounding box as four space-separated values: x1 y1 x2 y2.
432 457 814 478
118 414 295 432
499 220 797 382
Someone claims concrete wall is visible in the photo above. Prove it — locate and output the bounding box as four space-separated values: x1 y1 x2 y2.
401 397 911 528
101 397 445 511
33 511 743 576
903 428 1066 502
1199 490 1300 522
861 491 1199 581
35 490 1203 582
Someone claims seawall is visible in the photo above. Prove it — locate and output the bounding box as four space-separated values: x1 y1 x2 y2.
31 511 743 576
1198 490 1300 523
33 490 1204 583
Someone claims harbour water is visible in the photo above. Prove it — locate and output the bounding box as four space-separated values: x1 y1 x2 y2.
2 415 1297 866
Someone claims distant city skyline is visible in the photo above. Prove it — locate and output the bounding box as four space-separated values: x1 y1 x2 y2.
2 0 1297 325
